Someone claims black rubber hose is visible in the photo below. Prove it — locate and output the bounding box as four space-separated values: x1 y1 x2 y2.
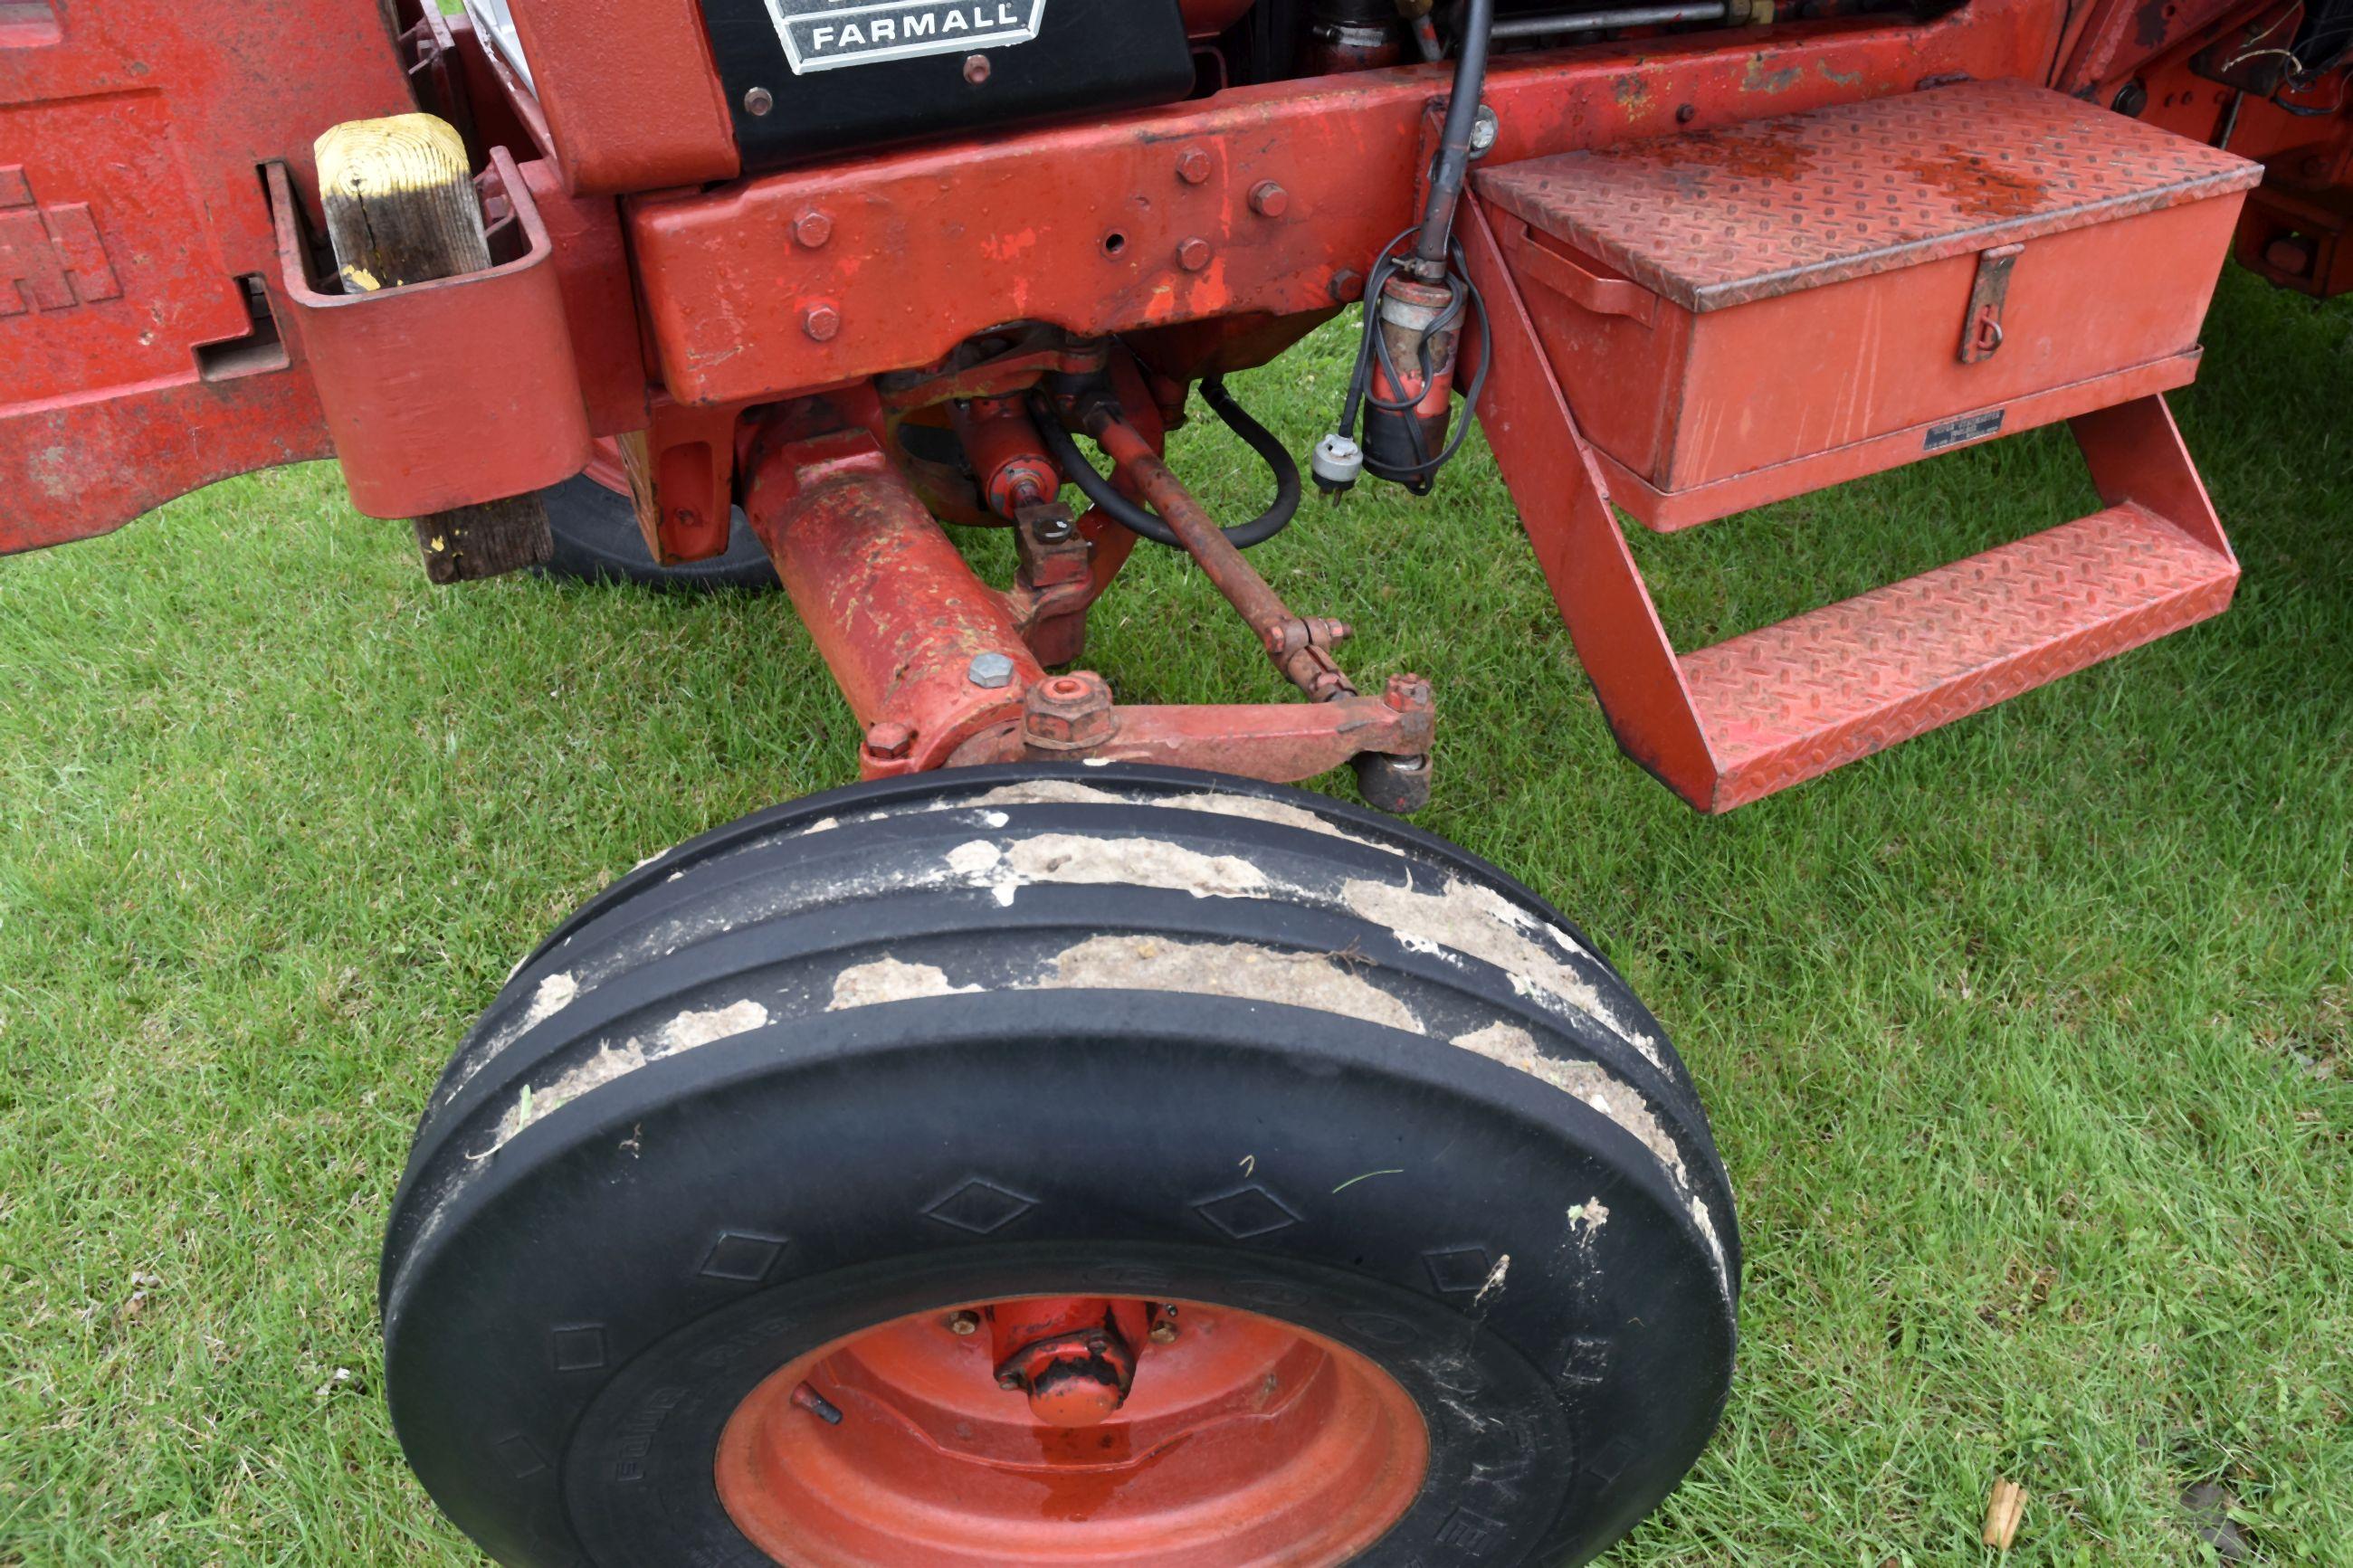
1030 375 1301 550
1414 0 1495 265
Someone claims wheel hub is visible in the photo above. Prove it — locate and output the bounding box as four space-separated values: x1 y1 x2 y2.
714 1294 1430 1566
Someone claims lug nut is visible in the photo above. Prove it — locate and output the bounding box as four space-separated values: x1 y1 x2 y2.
802 301 841 342
1177 237 1213 272
792 210 833 248
1249 181 1289 218
1176 147 1212 185
946 1310 982 1336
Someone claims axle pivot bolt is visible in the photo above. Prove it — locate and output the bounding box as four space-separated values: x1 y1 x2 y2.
1176 147 1213 185
967 651 1016 689
945 1310 982 1335
1249 181 1289 218
792 210 833 248
1177 238 1213 272
802 301 841 342
863 720 916 760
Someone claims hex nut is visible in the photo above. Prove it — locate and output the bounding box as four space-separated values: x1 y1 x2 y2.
803 302 842 342
1249 181 1289 218
1176 147 1212 185
863 720 915 759
967 651 1017 689
1023 671 1117 750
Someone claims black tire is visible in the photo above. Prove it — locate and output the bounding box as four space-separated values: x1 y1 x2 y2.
381 764 1739 1567
536 474 778 591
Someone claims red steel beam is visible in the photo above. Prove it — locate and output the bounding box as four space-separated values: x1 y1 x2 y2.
628 0 2062 409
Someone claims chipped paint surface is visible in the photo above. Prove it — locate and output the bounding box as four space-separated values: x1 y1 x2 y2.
947 832 1269 905
1348 878 1665 1072
520 971 577 1031
829 957 979 1010
491 998 770 1155
1038 936 1423 1032
960 779 1404 855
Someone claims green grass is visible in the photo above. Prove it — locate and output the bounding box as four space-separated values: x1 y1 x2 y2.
3 265 2348 1566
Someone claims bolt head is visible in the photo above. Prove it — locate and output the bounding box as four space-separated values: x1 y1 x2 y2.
1176 237 1213 272
946 1310 981 1336
1148 1323 1178 1345
967 651 1017 689
802 301 842 342
963 52 991 84
744 86 774 117
1329 268 1365 303
792 210 833 248
1249 180 1289 218
863 720 916 759
1469 103 1500 157
1175 147 1213 185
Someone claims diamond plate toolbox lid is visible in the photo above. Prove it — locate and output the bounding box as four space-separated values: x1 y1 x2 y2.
1475 80 2262 312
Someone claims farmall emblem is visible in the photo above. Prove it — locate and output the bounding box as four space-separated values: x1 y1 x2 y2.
765 0 1048 73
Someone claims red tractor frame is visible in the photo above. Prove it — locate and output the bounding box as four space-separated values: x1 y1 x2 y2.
5 0 2346 1562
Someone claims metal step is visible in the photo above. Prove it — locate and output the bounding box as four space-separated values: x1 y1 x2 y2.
1680 503 2240 811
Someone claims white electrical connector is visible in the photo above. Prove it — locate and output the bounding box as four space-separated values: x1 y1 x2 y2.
1312 432 1365 498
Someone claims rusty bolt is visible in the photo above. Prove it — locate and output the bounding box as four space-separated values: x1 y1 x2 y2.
1249 181 1289 218
802 301 842 342
963 52 992 84
1023 670 1118 752
1176 147 1213 185
1176 237 1213 272
792 210 834 248
1383 672 1434 713
1148 1321 1178 1345
1329 268 1365 303
864 720 915 759
744 86 774 117
946 1310 982 1336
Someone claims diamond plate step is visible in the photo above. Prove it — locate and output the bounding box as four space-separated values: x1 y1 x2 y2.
1680 504 2238 812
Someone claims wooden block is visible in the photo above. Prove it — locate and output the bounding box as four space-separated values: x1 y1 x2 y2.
1982 1478 2027 1551
315 113 551 579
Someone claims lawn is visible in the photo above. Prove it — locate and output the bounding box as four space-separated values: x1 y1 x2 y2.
2 265 2348 1567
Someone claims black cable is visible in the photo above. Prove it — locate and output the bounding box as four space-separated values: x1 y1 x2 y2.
1029 374 1301 549
1414 0 1495 265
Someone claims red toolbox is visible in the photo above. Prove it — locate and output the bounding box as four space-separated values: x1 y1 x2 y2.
1476 79 2263 529
1463 81 2260 813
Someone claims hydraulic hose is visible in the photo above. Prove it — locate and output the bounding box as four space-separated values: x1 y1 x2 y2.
1413 0 1494 265
1031 375 1301 550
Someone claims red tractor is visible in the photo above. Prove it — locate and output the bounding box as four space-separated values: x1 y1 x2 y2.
5 0 2345 1561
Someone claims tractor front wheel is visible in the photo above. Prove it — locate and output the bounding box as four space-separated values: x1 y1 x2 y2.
380 765 1738 1566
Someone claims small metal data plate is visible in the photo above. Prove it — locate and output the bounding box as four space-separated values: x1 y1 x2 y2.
1924 408 2005 452
766 0 1046 74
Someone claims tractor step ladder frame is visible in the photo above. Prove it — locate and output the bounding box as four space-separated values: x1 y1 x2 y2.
1461 196 2242 813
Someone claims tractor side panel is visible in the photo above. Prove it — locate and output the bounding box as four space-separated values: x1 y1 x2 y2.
0 0 414 554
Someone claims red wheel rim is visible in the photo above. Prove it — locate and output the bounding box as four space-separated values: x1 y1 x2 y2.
714 1296 1431 1566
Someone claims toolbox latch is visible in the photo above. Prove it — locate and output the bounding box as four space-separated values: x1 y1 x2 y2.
1958 242 2024 365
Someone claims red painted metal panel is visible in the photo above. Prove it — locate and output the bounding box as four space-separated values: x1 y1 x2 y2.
1478 81 2260 310
1681 499 2238 810
502 0 739 195
518 159 650 438
0 0 414 551
272 154 591 518
627 0 2063 408
1481 80 2258 518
